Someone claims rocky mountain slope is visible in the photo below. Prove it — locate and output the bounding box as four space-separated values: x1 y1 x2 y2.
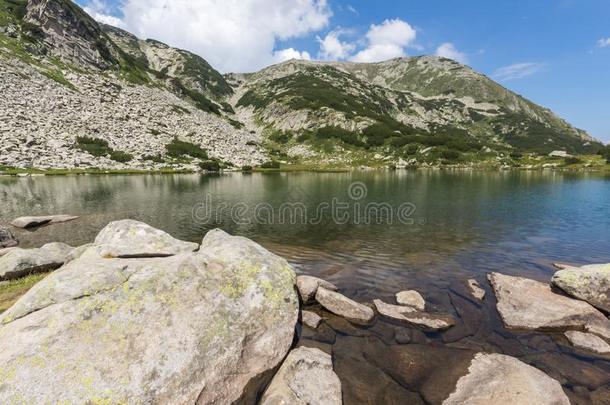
0 0 603 170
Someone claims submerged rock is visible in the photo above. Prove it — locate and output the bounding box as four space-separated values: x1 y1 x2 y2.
0 226 298 404
260 347 342 405
395 290 426 311
488 272 610 340
564 331 610 355
374 299 455 331
0 242 73 280
0 226 18 248
444 353 569 404
315 287 374 325
552 263 610 313
301 310 322 329
296 275 338 304
466 279 485 301
10 214 79 228
93 219 199 258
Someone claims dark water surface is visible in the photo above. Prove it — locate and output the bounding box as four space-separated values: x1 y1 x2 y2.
2 170 610 403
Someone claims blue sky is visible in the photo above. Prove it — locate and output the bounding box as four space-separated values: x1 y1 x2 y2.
77 0 610 142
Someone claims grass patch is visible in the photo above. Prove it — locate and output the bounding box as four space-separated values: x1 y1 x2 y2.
0 272 48 313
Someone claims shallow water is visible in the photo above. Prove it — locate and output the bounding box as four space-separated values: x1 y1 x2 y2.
2 170 610 403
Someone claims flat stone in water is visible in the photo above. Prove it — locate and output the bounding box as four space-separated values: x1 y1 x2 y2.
374 299 455 331
260 347 342 405
444 353 570 404
301 310 322 329
11 215 79 229
466 279 485 301
315 287 374 325
488 272 610 340
395 290 426 311
296 275 338 304
564 331 610 355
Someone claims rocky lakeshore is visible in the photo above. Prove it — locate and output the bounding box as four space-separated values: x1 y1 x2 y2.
0 219 609 403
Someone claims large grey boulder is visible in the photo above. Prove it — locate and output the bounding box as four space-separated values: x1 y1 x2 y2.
0 242 73 280
0 225 18 248
488 272 610 340
0 226 299 404
296 275 338 304
443 353 569 404
10 215 79 228
260 347 342 405
552 263 610 313
93 219 199 258
315 287 374 325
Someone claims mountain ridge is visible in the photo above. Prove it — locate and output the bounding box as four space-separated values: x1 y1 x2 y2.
0 0 604 171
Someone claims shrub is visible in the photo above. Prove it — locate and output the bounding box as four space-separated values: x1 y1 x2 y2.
597 145 610 163
510 152 523 160
199 160 220 172
564 156 582 165
75 136 111 157
241 165 253 172
269 130 292 144
166 138 208 159
260 161 280 169
143 154 165 163
441 150 461 161
109 150 133 163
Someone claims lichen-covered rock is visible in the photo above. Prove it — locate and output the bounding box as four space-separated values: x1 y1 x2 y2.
552 263 610 313
0 226 18 248
0 226 298 404
0 242 73 280
93 219 199 258
260 347 342 405
564 331 610 355
10 215 79 228
296 275 338 304
489 272 610 340
443 353 569 404
315 287 374 325
395 290 425 310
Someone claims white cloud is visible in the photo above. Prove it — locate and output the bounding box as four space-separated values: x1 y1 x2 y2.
350 19 417 63
317 29 355 60
271 48 312 64
435 42 468 64
492 63 545 81
81 0 331 73
82 0 124 27
597 38 610 48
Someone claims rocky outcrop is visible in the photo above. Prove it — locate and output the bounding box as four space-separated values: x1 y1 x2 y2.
564 331 610 355
11 214 79 228
443 353 569 404
315 287 374 325
0 226 18 248
395 290 425 311
488 272 610 339
0 224 298 404
0 242 73 280
93 219 199 257
552 263 610 313
260 347 342 405
296 275 338 304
